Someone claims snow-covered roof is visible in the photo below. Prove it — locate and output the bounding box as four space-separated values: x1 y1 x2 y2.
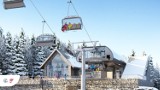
111 50 128 63
122 56 149 79
41 49 87 69
65 52 88 68
99 46 127 62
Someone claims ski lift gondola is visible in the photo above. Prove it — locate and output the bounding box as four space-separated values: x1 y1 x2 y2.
35 34 57 47
3 0 25 9
61 0 83 32
62 16 83 32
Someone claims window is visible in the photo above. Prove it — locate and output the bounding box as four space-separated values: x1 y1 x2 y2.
107 55 110 60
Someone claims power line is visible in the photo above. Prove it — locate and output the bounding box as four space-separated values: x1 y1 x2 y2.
29 0 55 35
29 0 94 46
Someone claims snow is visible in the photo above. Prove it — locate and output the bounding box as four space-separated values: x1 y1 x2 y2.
66 53 88 69
122 56 148 80
18 72 27 76
136 86 158 90
112 50 128 62
108 47 128 62
15 63 26 66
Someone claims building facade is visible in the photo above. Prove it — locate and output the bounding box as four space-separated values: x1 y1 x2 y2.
41 49 83 78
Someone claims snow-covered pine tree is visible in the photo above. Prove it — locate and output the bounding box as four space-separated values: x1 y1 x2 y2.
153 63 160 89
5 33 15 74
148 57 154 81
0 29 5 74
66 40 75 56
27 35 36 76
56 39 60 49
3 32 13 75
12 36 19 74
14 31 28 76
34 46 45 76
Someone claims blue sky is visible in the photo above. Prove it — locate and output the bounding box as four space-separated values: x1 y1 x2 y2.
0 0 160 64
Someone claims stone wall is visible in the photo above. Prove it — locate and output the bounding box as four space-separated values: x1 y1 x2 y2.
138 79 154 87
0 78 142 90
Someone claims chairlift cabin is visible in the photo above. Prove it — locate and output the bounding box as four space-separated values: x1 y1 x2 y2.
62 16 82 32
35 34 57 47
3 0 25 9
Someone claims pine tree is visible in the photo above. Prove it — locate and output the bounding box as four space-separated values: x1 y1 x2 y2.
3 32 13 75
5 33 15 74
148 57 154 81
66 40 74 55
0 29 5 74
27 35 36 76
153 63 160 88
14 31 28 76
34 46 45 76
56 39 60 49
12 36 19 74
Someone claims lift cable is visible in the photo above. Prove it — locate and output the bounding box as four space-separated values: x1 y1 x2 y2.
68 0 94 46
67 0 71 16
29 0 55 35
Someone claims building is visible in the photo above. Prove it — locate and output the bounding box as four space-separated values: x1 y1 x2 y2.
122 55 155 87
40 48 87 78
41 45 126 79
40 45 156 88
77 46 126 79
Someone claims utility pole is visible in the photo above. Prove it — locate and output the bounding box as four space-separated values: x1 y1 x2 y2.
81 49 86 90
72 41 98 90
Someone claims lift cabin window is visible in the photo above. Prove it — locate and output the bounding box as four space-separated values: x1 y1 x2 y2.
4 0 25 9
62 16 82 32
